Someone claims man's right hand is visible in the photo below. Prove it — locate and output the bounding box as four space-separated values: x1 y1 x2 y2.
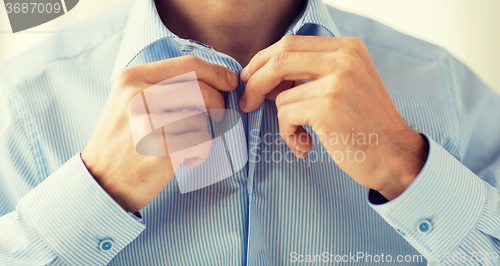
81 56 238 213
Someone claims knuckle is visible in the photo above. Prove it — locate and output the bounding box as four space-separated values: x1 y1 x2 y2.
338 52 356 67
255 51 264 65
113 67 145 101
324 74 340 93
275 90 288 107
277 105 287 121
322 93 338 111
211 64 226 85
347 37 365 51
270 52 289 71
322 76 343 104
337 52 361 76
323 52 338 73
281 35 297 51
115 66 139 86
181 55 200 69
250 51 264 71
199 82 223 108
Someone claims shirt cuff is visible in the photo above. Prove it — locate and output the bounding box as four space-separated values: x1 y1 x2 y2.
17 154 146 266
368 134 487 260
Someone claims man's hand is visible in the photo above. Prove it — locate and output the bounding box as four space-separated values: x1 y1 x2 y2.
240 35 429 201
82 56 238 213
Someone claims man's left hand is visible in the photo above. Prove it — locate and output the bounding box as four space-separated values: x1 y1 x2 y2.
239 35 429 201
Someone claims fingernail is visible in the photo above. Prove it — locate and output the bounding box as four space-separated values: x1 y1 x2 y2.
240 66 249 81
239 94 246 109
227 70 237 88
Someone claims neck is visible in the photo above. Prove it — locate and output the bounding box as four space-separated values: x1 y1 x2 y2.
156 0 305 67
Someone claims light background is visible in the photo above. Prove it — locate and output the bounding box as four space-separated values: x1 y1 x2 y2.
1 0 499 92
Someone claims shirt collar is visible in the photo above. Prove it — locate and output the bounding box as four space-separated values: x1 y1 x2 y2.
111 0 341 80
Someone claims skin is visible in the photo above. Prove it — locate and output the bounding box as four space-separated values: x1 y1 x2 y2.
239 36 429 200
82 57 238 212
156 0 306 67
82 0 428 212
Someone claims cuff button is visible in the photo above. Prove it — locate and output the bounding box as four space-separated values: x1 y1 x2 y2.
99 239 114 252
417 220 433 234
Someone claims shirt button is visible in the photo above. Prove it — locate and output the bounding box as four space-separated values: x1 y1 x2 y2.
417 220 433 234
396 229 406 236
99 239 114 252
180 45 194 52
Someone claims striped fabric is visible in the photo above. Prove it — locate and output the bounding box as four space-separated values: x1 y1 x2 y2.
1 0 500 265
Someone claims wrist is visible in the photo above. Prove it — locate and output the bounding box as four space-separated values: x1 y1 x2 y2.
80 152 139 213
378 131 429 201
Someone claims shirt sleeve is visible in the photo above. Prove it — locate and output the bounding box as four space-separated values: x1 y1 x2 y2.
368 53 500 265
0 78 146 265
0 154 146 266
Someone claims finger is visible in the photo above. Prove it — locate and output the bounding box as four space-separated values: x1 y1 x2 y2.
166 131 212 168
142 80 225 114
119 55 238 91
150 111 208 135
134 124 212 159
265 80 294 102
241 36 360 82
262 80 307 103
275 78 330 108
278 99 316 135
279 126 313 158
240 52 334 112
183 158 205 168
239 81 292 113
277 100 318 156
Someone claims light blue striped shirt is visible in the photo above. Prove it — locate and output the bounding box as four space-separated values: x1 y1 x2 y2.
1 0 500 265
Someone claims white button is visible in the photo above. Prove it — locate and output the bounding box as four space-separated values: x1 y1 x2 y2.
417 220 432 234
99 238 114 252
180 45 194 52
